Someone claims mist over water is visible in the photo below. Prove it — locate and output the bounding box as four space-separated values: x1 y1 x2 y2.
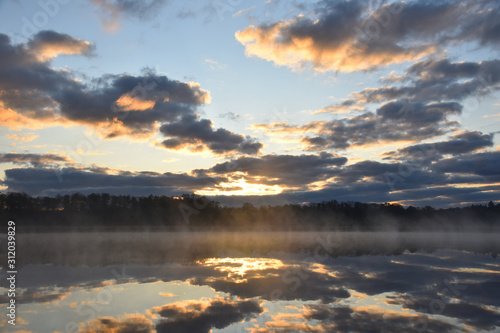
4 231 500 266
1 231 499 333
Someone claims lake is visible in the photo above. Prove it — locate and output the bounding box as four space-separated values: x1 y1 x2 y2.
1 232 499 332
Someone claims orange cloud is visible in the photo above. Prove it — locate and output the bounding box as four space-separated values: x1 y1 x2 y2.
5 133 39 142
236 22 436 72
0 104 68 130
115 93 156 111
159 292 177 297
32 40 93 61
27 31 94 61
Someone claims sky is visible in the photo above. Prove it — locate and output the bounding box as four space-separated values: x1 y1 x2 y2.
0 0 499 207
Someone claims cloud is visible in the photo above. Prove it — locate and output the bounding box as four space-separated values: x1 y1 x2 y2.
54 72 212 140
0 32 85 129
154 298 263 333
90 0 170 32
383 131 495 163
236 0 500 73
159 114 263 155
0 33 262 155
204 152 347 188
0 32 78 112
247 148 499 206
434 151 500 178
328 58 500 111
258 101 461 151
0 153 73 167
2 166 225 196
2 149 499 206
27 30 95 61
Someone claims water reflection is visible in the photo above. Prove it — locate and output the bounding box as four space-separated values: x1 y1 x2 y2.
199 258 285 282
0 232 499 332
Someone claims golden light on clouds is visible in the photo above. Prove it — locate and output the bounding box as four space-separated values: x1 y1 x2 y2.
307 180 331 192
188 82 212 104
0 104 66 130
236 23 437 72
116 93 156 111
93 118 158 141
33 40 92 62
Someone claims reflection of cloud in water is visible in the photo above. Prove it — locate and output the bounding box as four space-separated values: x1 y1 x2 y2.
153 297 264 333
79 314 154 333
393 294 500 331
190 257 351 304
198 257 284 281
2 238 499 332
249 304 461 333
0 288 69 305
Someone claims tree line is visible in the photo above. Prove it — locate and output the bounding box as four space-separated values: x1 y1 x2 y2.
0 192 499 231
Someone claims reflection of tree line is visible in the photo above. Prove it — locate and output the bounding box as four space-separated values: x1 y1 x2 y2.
0 192 498 231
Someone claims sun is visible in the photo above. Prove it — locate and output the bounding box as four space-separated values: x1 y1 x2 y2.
196 178 284 196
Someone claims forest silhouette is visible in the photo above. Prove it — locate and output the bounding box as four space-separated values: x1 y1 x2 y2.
1 192 499 231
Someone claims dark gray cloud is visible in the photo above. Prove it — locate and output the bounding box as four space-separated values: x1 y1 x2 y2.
331 58 500 112
54 71 210 137
154 298 263 333
383 131 495 163
434 151 500 178
453 0 500 47
203 152 346 188
0 32 80 106
0 153 72 167
263 149 500 206
159 115 262 155
2 166 225 196
236 0 500 72
0 32 262 154
261 100 461 151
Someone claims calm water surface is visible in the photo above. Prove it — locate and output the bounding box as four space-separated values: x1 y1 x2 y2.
1 232 499 332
